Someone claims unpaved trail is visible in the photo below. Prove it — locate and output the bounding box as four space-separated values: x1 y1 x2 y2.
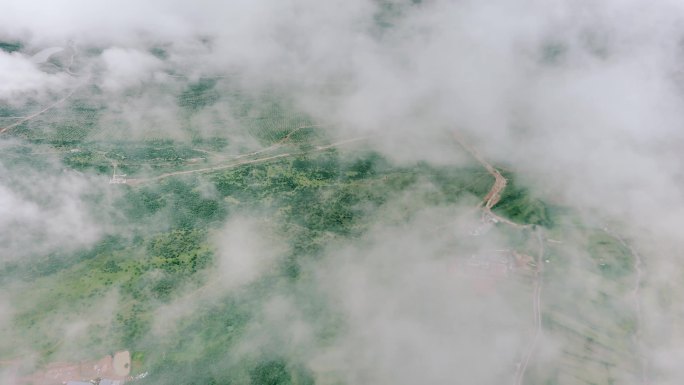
0 359 22 366
603 228 648 385
129 152 294 184
632 249 648 385
126 136 368 185
0 88 78 135
514 228 545 385
191 125 312 161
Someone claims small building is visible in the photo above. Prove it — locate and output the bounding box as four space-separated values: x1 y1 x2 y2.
109 164 127 184
109 174 127 184
459 251 515 279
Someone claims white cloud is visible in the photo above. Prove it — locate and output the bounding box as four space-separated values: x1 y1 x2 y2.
3 0 684 382
0 51 67 102
213 217 283 290
99 48 163 92
0 150 104 262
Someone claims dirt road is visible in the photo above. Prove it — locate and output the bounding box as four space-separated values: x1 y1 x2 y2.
125 136 369 185
451 132 507 210
603 228 648 384
0 87 78 135
513 228 545 385
451 131 543 384
452 132 529 229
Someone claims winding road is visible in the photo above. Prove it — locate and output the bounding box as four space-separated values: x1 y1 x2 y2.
455 129 646 384
451 132 528 229
452 132 506 210
452 131 543 385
